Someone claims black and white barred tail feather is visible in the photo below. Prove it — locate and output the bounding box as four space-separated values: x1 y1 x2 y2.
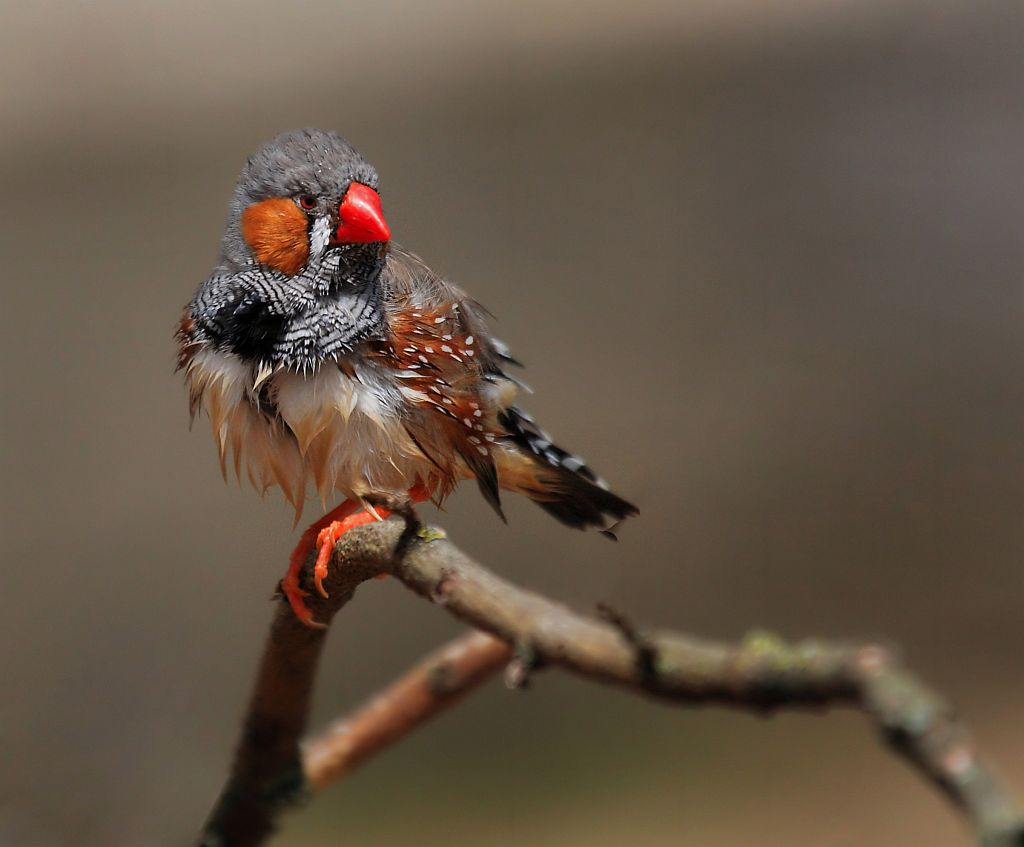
497 405 638 532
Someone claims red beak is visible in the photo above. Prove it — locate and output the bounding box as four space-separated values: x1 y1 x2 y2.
334 182 391 243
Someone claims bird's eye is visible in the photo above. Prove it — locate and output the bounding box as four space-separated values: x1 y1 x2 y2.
297 194 318 211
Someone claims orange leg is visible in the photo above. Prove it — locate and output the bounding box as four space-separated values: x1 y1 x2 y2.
283 483 433 628
281 498 359 628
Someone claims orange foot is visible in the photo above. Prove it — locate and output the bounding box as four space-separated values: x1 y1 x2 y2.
312 507 391 598
280 562 323 629
282 485 431 628
282 498 360 628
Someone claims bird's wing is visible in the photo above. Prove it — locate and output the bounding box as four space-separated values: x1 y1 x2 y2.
381 245 636 532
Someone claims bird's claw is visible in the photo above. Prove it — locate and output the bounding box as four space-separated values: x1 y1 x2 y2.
280 572 326 629
313 510 389 598
283 487 426 628
314 523 340 599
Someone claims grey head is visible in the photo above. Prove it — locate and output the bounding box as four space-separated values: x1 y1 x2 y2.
186 129 393 371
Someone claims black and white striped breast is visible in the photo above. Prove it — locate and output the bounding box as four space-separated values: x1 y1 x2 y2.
188 246 387 371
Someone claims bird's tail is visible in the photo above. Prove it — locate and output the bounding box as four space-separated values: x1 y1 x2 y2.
495 406 638 534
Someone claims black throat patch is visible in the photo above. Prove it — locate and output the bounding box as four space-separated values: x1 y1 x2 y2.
188 244 388 371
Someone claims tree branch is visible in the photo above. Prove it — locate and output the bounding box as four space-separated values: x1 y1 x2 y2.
303 630 512 790
198 520 1024 847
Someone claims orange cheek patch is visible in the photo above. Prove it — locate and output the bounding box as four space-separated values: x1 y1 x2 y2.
240 198 309 276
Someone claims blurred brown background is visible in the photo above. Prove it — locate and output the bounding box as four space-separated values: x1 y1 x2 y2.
2 1 1023 844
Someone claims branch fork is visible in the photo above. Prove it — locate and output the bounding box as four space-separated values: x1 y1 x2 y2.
198 515 1024 847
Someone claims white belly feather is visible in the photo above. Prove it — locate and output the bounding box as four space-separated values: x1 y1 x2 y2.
186 347 438 516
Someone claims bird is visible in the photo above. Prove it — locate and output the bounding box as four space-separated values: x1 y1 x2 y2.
177 128 637 627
